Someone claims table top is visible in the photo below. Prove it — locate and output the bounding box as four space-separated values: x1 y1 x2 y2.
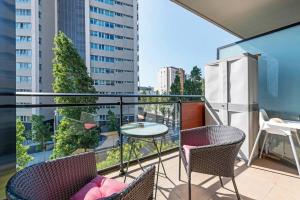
121 122 168 138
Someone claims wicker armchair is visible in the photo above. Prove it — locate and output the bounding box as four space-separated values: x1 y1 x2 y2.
179 126 245 200
6 152 155 200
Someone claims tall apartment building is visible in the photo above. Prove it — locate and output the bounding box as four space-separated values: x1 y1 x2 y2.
16 0 56 126
157 67 185 94
16 0 138 125
57 0 139 123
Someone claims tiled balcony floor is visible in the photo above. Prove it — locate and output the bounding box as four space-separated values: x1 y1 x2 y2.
107 151 300 200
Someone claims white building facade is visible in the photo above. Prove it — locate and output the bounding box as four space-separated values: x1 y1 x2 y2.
157 66 185 94
16 0 56 125
57 0 139 123
16 0 139 125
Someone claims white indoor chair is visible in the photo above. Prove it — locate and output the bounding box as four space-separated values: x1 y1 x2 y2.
248 109 300 175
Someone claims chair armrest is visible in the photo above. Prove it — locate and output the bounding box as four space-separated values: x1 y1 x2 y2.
120 165 156 200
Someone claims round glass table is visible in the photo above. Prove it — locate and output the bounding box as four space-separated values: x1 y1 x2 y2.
121 122 169 199
121 122 168 138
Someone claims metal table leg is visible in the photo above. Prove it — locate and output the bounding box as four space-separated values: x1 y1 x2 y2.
153 137 167 176
124 138 134 183
124 138 146 183
152 137 168 199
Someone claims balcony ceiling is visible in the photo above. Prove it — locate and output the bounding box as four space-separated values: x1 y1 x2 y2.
172 0 300 39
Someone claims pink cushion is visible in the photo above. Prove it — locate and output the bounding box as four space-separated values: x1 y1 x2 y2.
181 131 210 147
183 145 195 163
70 176 128 200
84 123 97 130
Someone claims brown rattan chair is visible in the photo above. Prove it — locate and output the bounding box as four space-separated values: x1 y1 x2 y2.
179 125 245 200
6 152 155 200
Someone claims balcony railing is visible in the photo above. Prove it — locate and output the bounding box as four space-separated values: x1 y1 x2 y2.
5 92 204 174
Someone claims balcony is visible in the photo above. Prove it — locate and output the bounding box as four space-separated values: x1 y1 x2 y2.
3 93 300 199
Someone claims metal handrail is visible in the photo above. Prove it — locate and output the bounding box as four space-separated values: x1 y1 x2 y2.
3 92 204 174
1 92 203 99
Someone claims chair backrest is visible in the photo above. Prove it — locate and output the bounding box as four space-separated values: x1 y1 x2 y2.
118 165 155 200
6 152 97 200
259 109 269 127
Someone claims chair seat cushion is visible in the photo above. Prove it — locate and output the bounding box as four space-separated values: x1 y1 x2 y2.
84 123 97 130
182 145 196 163
70 176 128 200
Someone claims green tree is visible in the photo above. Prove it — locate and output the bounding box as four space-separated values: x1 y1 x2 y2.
107 109 118 131
190 65 202 82
31 115 51 152
52 31 97 119
97 142 144 170
159 105 167 118
184 66 203 95
51 32 99 159
16 119 32 171
170 73 181 95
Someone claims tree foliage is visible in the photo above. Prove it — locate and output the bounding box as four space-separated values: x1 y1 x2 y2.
184 66 203 95
16 119 32 171
31 115 51 152
51 118 99 158
51 32 99 159
96 142 143 170
52 31 97 119
170 73 181 95
107 110 118 131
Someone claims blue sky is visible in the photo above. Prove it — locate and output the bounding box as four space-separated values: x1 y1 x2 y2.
138 0 238 87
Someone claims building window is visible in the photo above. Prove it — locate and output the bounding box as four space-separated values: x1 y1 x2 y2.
16 62 32 70
91 67 114 74
16 36 32 42
115 69 133 73
16 9 31 16
16 49 32 56
16 76 32 83
115 80 134 84
39 51 42 58
90 30 114 40
93 79 115 86
90 6 114 17
18 115 31 122
91 55 114 63
39 11 42 19
90 18 114 28
16 0 31 3
90 30 133 41
16 89 32 92
90 18 133 29
39 24 42 31
114 0 133 7
91 43 115 51
16 22 31 29
95 0 114 5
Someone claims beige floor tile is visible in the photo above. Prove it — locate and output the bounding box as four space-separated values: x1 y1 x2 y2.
104 152 300 200
263 184 299 200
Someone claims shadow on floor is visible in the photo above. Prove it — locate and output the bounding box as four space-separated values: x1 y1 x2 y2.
168 184 254 200
166 161 254 200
